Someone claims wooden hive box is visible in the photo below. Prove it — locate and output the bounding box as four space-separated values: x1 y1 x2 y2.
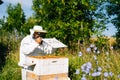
26 70 69 80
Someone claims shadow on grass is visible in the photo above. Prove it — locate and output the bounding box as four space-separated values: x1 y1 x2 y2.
0 42 9 72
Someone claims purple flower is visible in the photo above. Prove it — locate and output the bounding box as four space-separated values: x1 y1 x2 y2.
86 62 92 69
97 67 102 72
86 47 91 52
94 47 97 51
75 69 80 74
118 74 120 78
81 76 87 80
92 72 101 77
78 51 82 56
81 62 92 74
109 72 113 77
104 72 109 77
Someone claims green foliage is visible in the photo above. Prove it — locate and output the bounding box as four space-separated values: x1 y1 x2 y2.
32 0 97 47
0 29 21 52
0 0 111 49
0 29 21 73
0 52 21 80
95 36 109 51
1 1 120 79
2 3 25 33
21 17 37 35
0 17 6 29
0 29 21 80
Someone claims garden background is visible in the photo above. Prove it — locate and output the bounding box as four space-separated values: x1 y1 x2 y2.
0 0 120 80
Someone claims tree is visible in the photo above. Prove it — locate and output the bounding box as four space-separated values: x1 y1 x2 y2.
3 3 25 33
21 17 37 35
32 0 98 47
105 0 120 47
0 16 6 29
0 0 3 5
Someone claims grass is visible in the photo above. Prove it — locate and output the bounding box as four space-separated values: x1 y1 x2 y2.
1 48 120 80
0 51 21 80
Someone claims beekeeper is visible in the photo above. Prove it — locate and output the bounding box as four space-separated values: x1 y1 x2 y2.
18 25 53 68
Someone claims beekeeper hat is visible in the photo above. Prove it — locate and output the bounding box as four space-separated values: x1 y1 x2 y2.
33 25 47 33
30 25 47 35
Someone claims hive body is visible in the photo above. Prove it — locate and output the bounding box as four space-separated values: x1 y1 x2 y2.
22 56 69 80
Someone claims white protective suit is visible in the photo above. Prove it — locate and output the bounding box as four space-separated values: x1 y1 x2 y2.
18 33 54 68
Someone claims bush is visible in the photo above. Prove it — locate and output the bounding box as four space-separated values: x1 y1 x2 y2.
0 52 21 80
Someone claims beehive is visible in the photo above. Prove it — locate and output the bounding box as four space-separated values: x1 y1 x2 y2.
26 71 68 80
23 56 69 80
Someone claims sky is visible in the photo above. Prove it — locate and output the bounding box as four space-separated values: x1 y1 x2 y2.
0 0 33 18
0 0 117 36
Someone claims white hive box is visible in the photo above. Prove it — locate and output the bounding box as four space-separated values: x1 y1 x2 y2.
24 56 69 80
26 56 68 75
27 56 68 75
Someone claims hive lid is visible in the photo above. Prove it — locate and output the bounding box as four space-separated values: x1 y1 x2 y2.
42 38 67 48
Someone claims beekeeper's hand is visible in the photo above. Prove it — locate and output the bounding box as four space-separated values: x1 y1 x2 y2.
34 35 43 44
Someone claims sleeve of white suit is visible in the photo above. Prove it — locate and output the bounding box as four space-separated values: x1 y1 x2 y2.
20 36 39 55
